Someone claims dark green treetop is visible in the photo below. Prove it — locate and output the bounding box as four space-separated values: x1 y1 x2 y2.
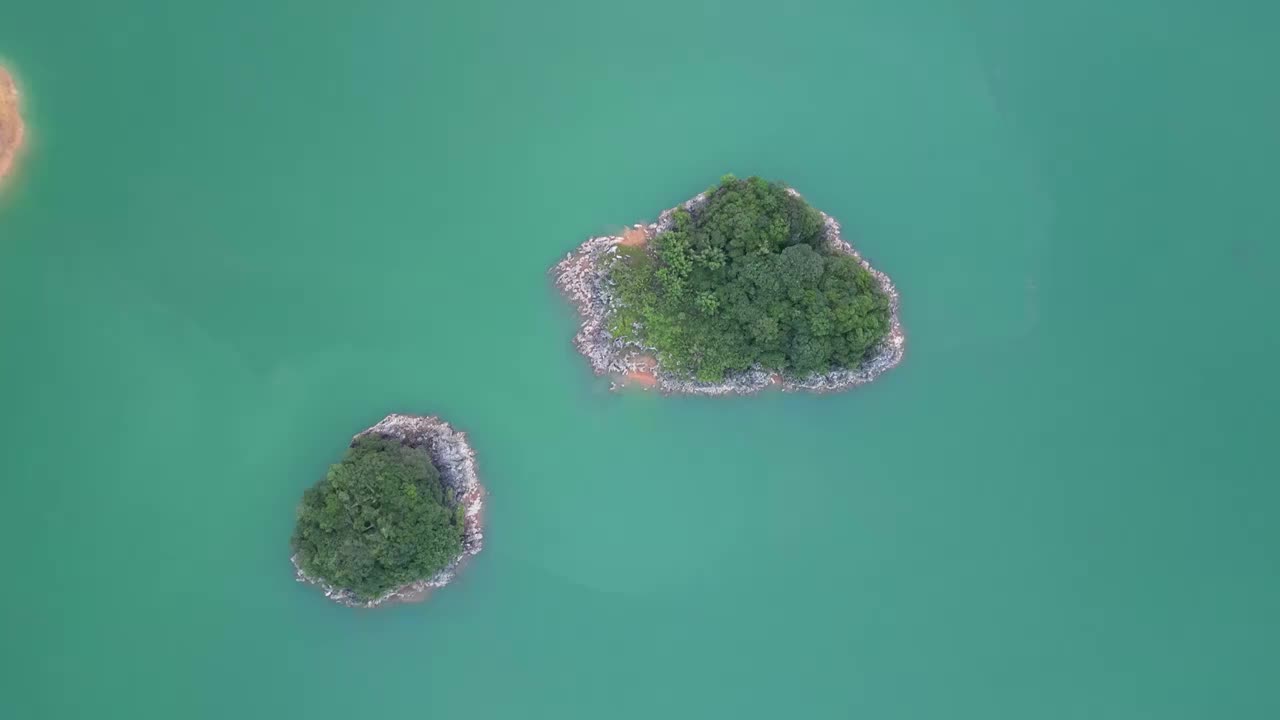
609 176 892 381
291 436 463 600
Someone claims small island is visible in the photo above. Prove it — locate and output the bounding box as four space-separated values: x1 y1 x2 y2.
0 66 24 186
554 176 904 394
290 414 485 608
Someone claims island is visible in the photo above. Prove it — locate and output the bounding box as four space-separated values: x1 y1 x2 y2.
554 175 905 394
0 66 24 185
290 414 485 608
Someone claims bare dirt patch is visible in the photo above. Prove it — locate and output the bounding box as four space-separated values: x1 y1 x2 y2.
622 354 659 388
620 226 649 248
625 370 659 387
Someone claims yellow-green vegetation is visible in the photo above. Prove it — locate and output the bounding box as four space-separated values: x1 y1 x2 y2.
290 436 465 601
608 176 892 381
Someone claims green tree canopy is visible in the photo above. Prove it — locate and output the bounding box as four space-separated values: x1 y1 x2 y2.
608 176 892 381
290 436 464 600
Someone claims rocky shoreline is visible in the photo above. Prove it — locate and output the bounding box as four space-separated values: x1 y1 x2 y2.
552 189 905 395
292 414 486 608
0 66 25 186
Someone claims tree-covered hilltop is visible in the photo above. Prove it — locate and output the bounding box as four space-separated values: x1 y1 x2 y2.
608 176 892 382
290 436 464 601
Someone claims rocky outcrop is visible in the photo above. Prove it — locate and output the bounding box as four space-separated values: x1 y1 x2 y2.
0 67 25 185
552 188 905 395
292 414 486 608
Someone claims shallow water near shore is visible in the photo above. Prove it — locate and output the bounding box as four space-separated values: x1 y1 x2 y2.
3 1 1279 718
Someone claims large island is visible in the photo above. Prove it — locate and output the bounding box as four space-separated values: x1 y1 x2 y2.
554 176 905 394
290 414 485 608
0 66 25 186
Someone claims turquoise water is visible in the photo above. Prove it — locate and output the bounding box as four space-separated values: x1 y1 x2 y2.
3 1 1278 717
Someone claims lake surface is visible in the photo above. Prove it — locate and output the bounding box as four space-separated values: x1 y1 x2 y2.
2 1 1278 717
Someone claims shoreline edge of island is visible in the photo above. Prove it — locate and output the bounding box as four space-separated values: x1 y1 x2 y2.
0 65 26 186
552 188 905 395
292 414 487 608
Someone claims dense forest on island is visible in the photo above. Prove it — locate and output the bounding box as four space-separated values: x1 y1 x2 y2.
608 176 891 381
291 436 464 600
